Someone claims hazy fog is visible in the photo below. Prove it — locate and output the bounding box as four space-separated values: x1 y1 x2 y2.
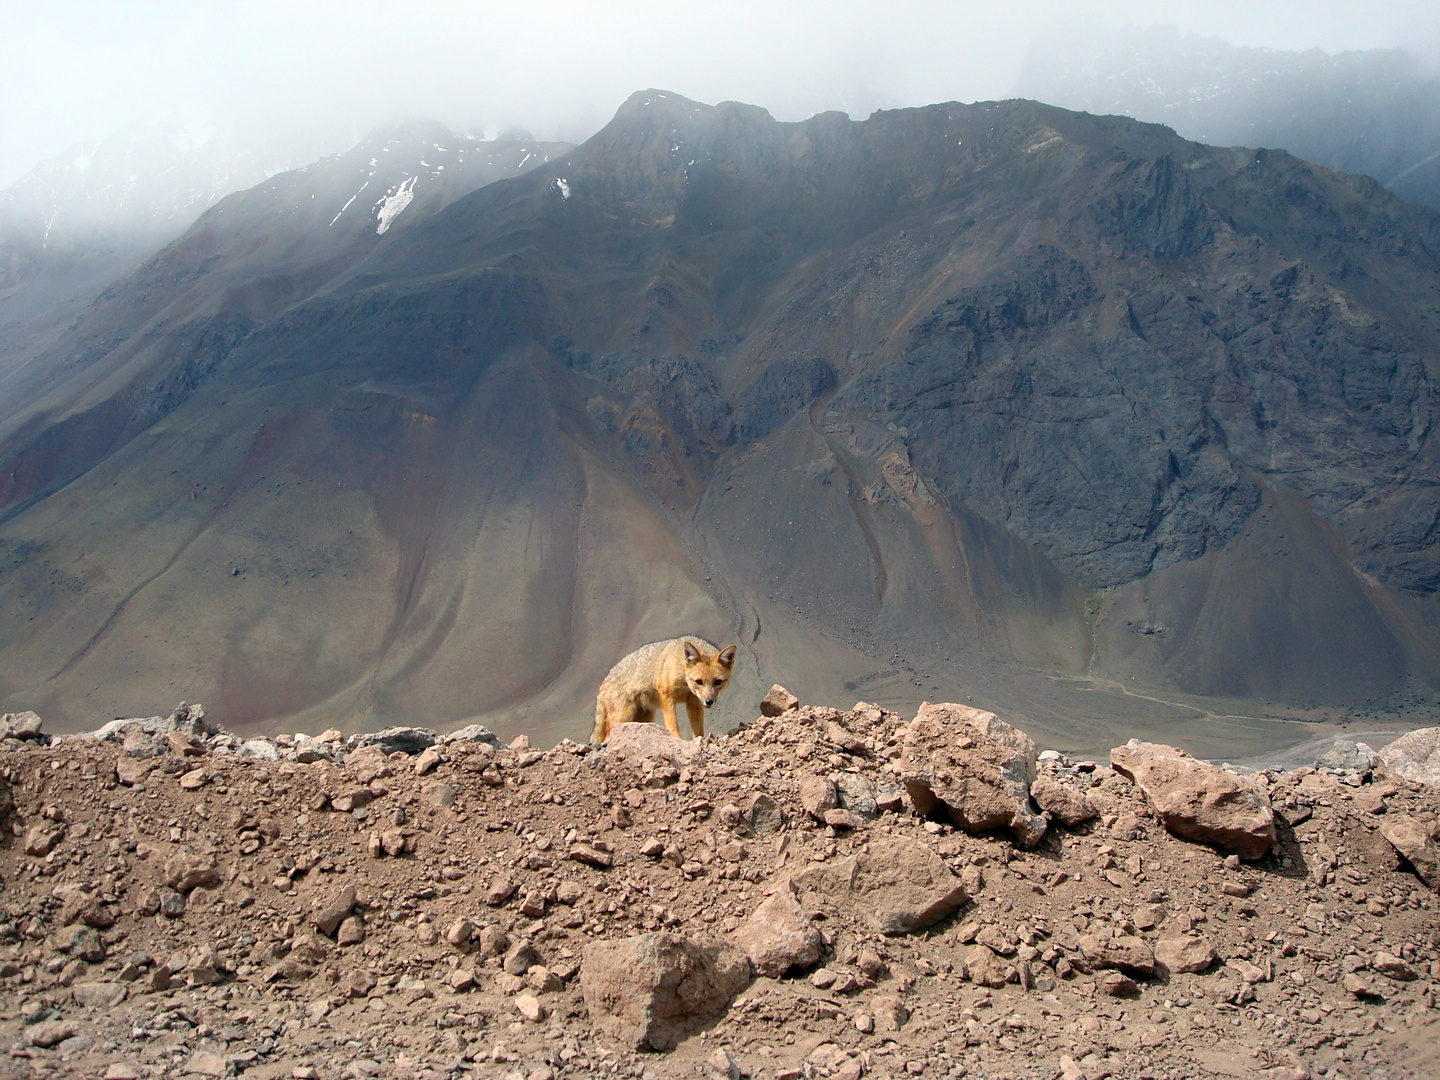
5 0 1440 188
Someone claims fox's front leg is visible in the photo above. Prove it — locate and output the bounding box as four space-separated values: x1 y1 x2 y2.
684 696 705 740
658 690 683 738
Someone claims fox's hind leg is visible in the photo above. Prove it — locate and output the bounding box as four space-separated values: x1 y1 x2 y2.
684 695 705 739
591 697 612 744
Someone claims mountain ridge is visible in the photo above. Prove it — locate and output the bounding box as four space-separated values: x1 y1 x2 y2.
0 91 1437 747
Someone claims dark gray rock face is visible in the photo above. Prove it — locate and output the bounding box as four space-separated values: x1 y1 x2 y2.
734 355 836 440
839 247 1260 586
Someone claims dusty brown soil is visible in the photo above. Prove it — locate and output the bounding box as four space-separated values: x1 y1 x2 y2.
0 700 1435 1080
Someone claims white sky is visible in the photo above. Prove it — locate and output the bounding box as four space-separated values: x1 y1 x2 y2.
4 0 1439 188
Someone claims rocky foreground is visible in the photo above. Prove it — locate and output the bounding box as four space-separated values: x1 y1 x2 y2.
0 699 1435 1080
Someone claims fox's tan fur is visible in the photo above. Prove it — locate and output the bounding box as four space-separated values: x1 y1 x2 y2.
591 637 738 743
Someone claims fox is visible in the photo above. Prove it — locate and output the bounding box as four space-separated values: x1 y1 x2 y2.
591 637 738 744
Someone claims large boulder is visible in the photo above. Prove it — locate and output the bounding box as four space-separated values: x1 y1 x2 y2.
1376 728 1440 786
581 932 752 1051
1110 741 1276 860
794 836 968 934
1379 815 1439 889
896 703 1048 848
731 882 823 978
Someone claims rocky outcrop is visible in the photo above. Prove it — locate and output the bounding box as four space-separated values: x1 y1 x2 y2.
580 933 752 1051
793 836 968 934
1110 740 1277 859
897 703 1048 847
1377 728 1440 787
0 697 1436 1078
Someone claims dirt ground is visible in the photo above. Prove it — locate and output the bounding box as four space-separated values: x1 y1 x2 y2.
0 699 1434 1080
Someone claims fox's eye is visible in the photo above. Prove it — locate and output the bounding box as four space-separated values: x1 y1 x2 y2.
714 679 725 687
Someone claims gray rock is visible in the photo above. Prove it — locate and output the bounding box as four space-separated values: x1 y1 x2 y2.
351 726 437 755
833 772 879 818
90 703 212 743
1316 738 1377 773
0 711 44 741
741 792 785 835
72 980 127 1008
238 739 282 760
442 724 501 747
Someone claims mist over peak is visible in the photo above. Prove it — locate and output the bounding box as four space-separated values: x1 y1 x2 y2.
1017 23 1440 211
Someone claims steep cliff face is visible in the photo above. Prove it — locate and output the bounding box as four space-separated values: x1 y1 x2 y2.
0 92 1436 740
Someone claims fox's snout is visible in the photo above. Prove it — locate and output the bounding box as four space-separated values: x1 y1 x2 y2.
701 696 716 708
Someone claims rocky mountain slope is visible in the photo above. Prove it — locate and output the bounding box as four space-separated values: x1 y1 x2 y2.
0 123 311 399
0 123 571 443
0 698 1434 1080
0 90 1438 744
1016 29 1440 213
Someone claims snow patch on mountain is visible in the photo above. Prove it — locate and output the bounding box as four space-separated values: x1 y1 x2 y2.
374 175 417 234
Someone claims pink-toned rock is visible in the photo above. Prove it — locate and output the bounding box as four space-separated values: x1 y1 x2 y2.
600 721 706 767
794 835 967 934
1376 727 1440 786
163 850 220 893
1079 934 1155 976
897 702 1048 847
1110 740 1276 859
799 776 838 820
24 823 64 857
312 884 357 938
1379 815 1439 889
1029 776 1097 827
731 882 823 978
1155 935 1216 974
580 932 752 1051
760 685 800 717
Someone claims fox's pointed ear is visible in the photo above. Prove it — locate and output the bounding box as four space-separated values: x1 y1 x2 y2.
718 645 737 668
683 641 702 664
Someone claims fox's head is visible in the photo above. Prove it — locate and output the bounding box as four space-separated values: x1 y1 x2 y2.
683 642 738 708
